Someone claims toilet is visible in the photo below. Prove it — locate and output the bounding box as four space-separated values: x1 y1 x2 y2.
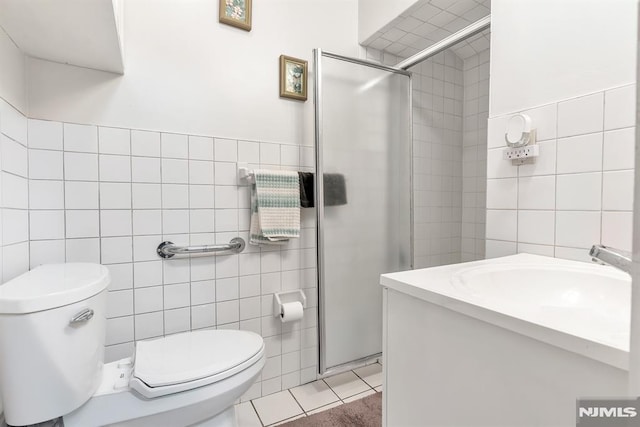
0 263 265 427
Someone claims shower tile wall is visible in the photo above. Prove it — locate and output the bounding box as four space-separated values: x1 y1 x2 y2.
411 50 464 268
485 84 636 260
461 49 490 262
0 97 319 401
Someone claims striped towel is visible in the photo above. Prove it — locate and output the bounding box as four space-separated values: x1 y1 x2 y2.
249 170 300 245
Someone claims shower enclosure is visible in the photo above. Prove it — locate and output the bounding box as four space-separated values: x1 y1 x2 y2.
314 15 491 375
314 50 412 375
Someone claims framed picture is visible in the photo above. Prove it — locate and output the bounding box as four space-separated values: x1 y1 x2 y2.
279 55 308 101
219 0 252 31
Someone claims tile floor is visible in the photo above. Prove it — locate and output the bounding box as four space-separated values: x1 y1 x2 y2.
235 363 383 426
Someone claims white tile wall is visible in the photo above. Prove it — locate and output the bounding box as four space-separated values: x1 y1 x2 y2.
409 49 465 268
486 83 636 259
461 47 489 261
0 97 318 401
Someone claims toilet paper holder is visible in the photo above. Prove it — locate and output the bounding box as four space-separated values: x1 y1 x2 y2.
273 290 307 318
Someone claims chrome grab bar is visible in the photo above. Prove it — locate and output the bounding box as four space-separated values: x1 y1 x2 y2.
157 237 246 258
589 244 632 274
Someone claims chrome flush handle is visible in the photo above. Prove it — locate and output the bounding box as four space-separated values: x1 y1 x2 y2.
69 308 95 325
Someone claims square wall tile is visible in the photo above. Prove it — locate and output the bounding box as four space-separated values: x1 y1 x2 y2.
66 210 100 238
485 209 517 242
30 210 64 240
517 210 555 245
101 236 133 264
100 155 132 182
164 283 191 309
518 175 555 210
29 149 63 180
107 290 134 318
134 261 163 288
2 135 28 177
135 311 164 340
601 211 633 252
106 316 134 345
133 210 162 235
215 138 237 162
134 286 164 314
189 136 214 161
100 183 132 209
602 170 634 211
64 123 98 153
132 183 161 209
555 173 602 211
238 141 260 163
487 148 517 179
3 174 29 209
66 238 101 263
486 178 517 209
556 133 603 174
99 127 130 155
555 211 601 248
603 128 635 171
101 210 133 237
30 239 65 268
28 119 63 150
191 304 216 329
65 181 99 209
108 263 133 290
162 159 189 184
65 152 99 181
604 85 635 130
131 130 160 157
132 157 161 183
4 210 29 244
557 92 604 138
161 133 188 159
485 239 517 258
165 307 191 334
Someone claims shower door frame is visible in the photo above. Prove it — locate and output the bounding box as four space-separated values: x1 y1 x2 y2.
314 48 414 376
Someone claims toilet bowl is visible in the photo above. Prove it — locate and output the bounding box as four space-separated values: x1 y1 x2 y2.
0 264 265 427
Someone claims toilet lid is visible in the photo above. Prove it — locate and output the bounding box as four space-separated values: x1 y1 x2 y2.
133 329 264 388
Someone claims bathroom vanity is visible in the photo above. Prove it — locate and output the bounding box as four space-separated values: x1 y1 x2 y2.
380 254 630 426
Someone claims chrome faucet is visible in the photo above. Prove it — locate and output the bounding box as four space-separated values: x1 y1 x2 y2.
589 244 632 274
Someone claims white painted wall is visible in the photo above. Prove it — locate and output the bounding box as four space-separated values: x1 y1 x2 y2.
0 27 26 114
27 0 360 146
490 0 637 116
358 0 417 43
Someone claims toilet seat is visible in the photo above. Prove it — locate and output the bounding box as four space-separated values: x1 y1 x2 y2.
129 329 264 399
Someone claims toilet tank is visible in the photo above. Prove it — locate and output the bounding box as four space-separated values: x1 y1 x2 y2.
0 263 110 426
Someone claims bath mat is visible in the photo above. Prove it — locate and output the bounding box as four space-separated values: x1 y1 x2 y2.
280 392 382 427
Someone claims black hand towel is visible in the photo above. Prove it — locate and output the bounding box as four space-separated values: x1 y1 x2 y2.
298 172 314 208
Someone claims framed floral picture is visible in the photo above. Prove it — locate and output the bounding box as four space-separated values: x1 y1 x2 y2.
279 55 308 101
219 0 252 31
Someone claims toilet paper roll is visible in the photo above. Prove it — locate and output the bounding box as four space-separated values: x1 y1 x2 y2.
280 302 304 323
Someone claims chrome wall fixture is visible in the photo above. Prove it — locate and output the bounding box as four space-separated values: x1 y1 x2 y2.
156 237 246 258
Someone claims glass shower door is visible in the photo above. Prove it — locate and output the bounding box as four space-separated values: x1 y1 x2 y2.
315 50 412 374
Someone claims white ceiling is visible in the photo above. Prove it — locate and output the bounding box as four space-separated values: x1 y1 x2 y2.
362 0 491 61
0 0 124 74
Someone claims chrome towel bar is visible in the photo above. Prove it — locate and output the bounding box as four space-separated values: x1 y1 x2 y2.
157 237 246 258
